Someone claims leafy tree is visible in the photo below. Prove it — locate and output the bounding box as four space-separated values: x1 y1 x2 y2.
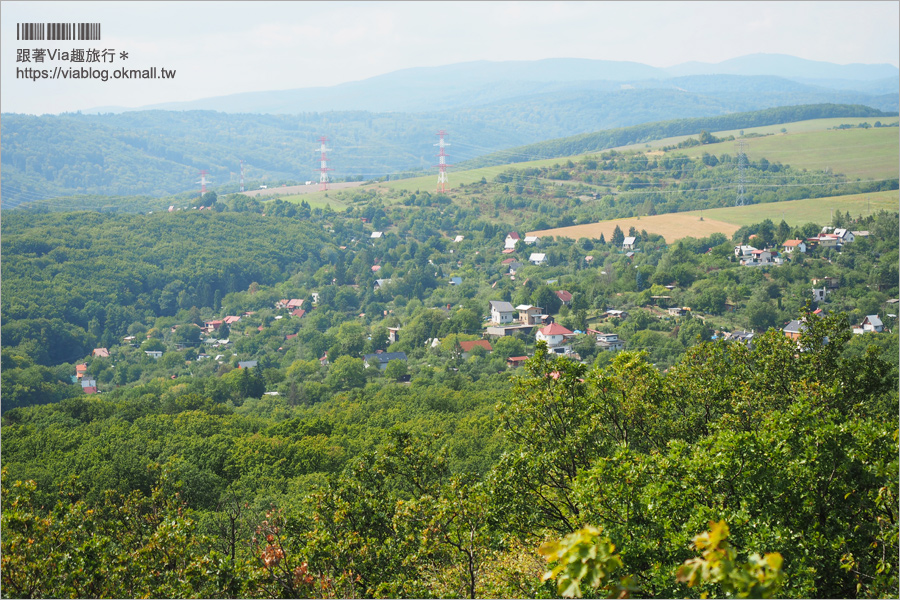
325 355 366 391
384 359 408 381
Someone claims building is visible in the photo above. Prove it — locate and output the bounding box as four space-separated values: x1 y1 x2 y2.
92 348 110 358
374 278 393 290
507 356 529 368
812 277 840 290
449 276 463 286
555 290 573 306
812 287 829 303
782 240 806 253
529 253 547 266
516 304 544 325
594 332 625 352
505 232 521 249
860 315 884 333
536 323 574 354
363 351 408 370
524 235 541 246
459 340 492 358
238 360 258 369
489 301 516 325
622 236 637 250
833 229 855 244
725 330 755 345
783 320 807 340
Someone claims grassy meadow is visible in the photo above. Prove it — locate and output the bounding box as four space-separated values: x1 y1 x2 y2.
280 116 899 215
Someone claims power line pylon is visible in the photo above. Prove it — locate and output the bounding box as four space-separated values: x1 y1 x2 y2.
434 130 451 193
316 136 333 191
735 140 748 207
197 170 210 199
240 160 245 193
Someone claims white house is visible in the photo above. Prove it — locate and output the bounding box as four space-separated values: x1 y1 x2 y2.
529 253 547 265
834 229 855 244
735 245 757 258
860 315 884 333
489 301 516 325
524 236 541 246
812 287 829 302
595 332 625 352
536 323 573 353
622 236 637 250
371 231 383 239
505 232 521 249
782 240 806 253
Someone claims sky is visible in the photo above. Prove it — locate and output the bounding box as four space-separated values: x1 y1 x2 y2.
2 1 898 115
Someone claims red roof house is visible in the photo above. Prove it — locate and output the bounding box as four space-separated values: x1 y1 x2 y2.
555 290 573 305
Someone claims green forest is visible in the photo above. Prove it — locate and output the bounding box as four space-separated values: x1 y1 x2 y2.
2 103 894 208
2 131 898 598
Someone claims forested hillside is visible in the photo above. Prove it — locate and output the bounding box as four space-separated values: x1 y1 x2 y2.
2 103 895 208
2 127 897 598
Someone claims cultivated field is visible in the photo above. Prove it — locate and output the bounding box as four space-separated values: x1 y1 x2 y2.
530 189 899 243
528 214 741 244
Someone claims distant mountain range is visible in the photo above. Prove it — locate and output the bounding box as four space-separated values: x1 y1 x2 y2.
83 53 898 114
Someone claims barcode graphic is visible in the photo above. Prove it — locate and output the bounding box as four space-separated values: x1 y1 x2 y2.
17 22 100 41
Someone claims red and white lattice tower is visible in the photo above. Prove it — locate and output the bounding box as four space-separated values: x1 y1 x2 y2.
316 136 334 191
197 170 209 198
434 130 451 193
239 160 245 193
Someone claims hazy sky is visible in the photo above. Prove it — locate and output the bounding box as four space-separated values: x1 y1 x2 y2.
2 1 898 115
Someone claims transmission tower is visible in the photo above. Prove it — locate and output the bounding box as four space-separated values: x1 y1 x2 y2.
197 170 210 199
316 136 334 191
239 160 245 193
434 130 451 193
735 140 748 206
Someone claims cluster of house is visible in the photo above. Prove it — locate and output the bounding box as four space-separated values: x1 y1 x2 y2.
737 228 868 267
734 245 785 267
485 298 626 357
502 232 548 266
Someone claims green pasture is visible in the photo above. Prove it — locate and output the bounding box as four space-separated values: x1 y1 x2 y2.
687 189 899 227
277 116 898 208
671 126 899 180
614 116 899 152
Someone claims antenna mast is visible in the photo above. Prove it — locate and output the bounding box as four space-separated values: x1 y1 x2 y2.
434 130 451 193
735 140 748 207
316 136 333 191
197 170 209 199
239 160 245 193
